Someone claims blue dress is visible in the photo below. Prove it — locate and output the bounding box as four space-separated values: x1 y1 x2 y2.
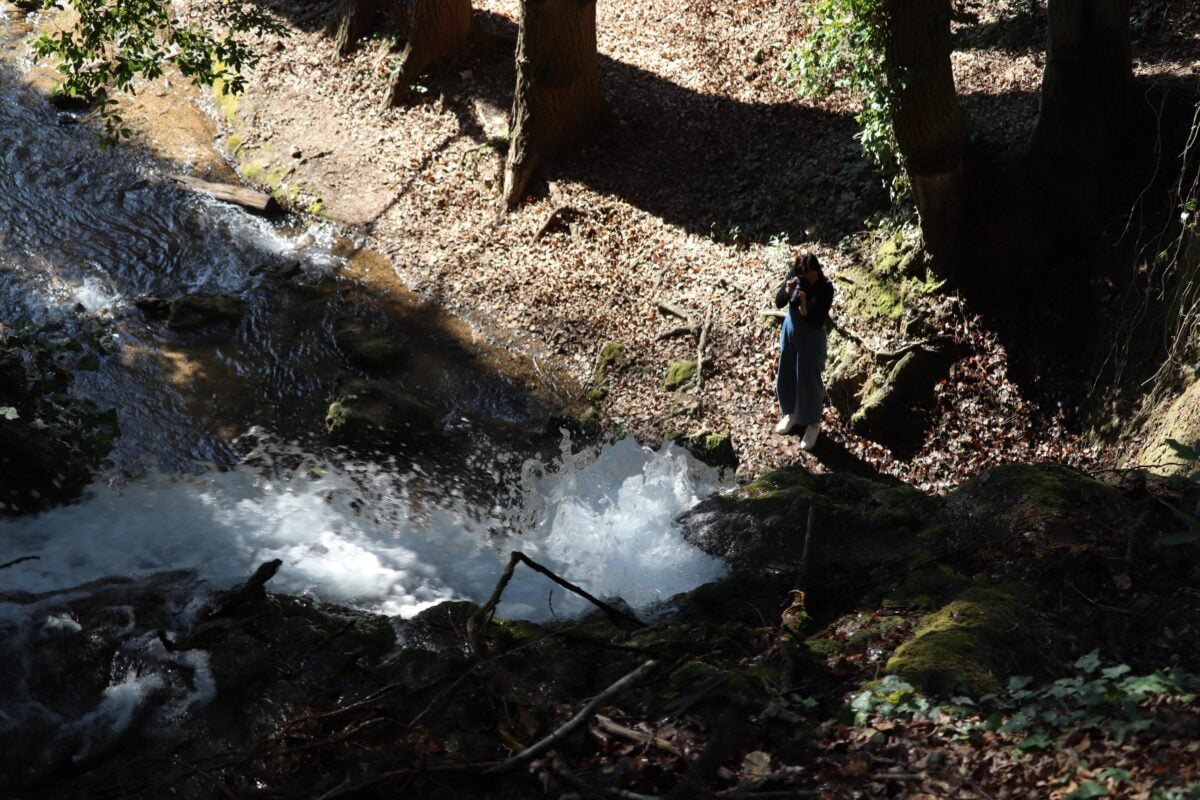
775 275 833 425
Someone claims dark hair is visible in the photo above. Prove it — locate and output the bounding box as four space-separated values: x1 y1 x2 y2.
794 252 822 274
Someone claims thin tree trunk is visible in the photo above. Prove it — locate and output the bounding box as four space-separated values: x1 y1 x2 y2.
1030 0 1131 171
382 0 473 107
884 0 970 270
502 0 600 209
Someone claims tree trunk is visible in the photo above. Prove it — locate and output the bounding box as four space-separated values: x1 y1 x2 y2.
884 0 970 270
382 0 473 107
1030 0 1131 171
502 0 600 209
328 0 396 59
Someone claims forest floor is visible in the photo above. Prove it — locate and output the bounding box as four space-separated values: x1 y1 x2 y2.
124 0 1193 488
15 0 1200 490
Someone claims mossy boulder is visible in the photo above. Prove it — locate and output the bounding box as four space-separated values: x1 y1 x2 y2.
944 462 1130 547
885 583 1039 695
592 341 625 402
883 556 971 610
678 466 941 585
325 378 440 445
825 339 872 418
682 431 737 469
167 293 247 332
663 359 697 391
850 346 961 451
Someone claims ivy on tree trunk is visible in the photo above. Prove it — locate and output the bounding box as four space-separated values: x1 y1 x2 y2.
503 0 600 209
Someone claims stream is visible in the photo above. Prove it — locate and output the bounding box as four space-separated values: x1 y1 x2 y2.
0 14 729 767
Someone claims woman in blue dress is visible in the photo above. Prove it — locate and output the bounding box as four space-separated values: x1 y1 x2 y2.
774 253 834 448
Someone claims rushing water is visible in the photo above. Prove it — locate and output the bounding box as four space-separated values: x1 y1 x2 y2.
0 37 730 620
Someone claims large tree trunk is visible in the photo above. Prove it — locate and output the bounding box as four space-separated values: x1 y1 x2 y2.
328 0 396 59
382 0 473 107
1030 0 1131 171
884 0 970 271
502 0 600 209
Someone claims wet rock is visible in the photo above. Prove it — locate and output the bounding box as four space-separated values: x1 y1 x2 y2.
0 333 119 515
325 377 440 444
679 465 939 577
682 430 737 470
166 293 247 332
332 316 407 372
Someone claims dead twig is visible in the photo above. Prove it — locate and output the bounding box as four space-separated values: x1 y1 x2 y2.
657 301 693 323
486 659 658 774
655 400 700 426
593 714 683 756
469 551 645 658
696 306 714 388
657 324 699 340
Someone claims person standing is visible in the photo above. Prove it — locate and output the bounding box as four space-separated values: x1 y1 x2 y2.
774 252 834 448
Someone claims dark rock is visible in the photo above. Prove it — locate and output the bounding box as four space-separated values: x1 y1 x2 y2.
333 316 407 372
849 345 962 452
166 293 247 331
325 378 440 444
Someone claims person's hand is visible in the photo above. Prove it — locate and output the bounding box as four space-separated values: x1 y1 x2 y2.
786 277 798 291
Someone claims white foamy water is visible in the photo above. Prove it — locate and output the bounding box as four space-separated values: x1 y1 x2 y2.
0 437 729 620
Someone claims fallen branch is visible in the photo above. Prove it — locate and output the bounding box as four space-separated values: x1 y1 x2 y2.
486 659 657 774
696 306 714 388
0 555 38 571
656 324 699 341
654 400 700 426
593 714 683 756
656 302 693 323
468 551 645 658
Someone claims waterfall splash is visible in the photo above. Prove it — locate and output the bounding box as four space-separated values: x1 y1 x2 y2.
0 435 730 620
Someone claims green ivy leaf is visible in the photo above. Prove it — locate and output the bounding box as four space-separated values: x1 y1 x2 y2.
1074 650 1102 674
1065 781 1109 799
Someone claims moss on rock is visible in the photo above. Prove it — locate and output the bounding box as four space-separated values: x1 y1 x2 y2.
883 557 971 610
663 359 697 391
885 583 1037 695
945 462 1129 546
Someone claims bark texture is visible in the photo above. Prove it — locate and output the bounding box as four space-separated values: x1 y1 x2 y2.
502 0 600 209
884 0 970 269
1030 0 1131 170
328 0 397 58
382 0 473 107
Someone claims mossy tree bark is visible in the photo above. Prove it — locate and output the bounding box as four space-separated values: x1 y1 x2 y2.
1030 0 1131 172
381 0 473 107
883 0 971 273
502 0 600 209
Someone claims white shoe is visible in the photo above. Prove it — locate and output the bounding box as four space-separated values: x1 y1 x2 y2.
800 424 820 450
774 415 796 435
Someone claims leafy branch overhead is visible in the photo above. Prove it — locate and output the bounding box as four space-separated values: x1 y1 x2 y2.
32 0 285 140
